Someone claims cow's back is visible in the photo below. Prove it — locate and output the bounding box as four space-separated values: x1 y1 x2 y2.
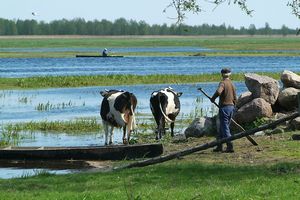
150 89 180 117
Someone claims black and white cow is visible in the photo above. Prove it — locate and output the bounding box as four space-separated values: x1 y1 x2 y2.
150 87 182 140
100 89 137 145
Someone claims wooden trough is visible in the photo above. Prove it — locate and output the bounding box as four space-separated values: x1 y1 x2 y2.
0 144 163 161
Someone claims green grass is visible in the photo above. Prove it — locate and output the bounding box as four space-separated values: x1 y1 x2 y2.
0 161 299 199
1 118 101 134
0 73 283 89
0 36 300 50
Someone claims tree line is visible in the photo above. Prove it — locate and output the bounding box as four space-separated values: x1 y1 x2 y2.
0 18 296 36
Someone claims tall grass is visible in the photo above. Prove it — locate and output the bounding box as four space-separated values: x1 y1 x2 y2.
0 72 283 89
1 118 101 135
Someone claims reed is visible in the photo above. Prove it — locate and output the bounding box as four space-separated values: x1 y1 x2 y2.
35 100 74 111
0 72 283 89
1 118 101 135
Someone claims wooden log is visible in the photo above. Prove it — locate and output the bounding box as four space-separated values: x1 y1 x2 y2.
298 92 300 114
114 112 299 170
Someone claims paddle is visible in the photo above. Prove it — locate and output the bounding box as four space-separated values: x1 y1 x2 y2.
197 87 258 146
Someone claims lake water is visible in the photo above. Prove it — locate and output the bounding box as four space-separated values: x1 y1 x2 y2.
1 56 300 78
0 46 294 178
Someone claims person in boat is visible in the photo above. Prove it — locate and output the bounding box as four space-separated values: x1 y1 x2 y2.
210 68 237 153
102 48 109 57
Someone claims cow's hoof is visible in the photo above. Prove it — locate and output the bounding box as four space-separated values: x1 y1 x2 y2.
104 143 108 146
123 139 128 144
109 141 113 145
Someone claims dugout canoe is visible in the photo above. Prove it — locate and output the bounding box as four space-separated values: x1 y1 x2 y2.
0 143 163 160
75 55 124 58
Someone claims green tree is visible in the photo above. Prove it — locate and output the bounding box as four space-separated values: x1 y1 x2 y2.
248 24 256 36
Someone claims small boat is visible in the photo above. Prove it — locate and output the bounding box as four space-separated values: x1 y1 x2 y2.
0 144 163 161
75 55 124 58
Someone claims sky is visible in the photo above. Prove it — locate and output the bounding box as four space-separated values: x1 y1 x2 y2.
1 0 299 29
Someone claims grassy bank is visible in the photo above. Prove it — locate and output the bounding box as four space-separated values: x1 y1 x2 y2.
0 73 283 89
0 162 299 199
0 35 300 50
0 130 300 199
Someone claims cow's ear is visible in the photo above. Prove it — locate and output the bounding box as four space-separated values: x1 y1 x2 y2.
100 91 107 97
123 91 131 99
177 92 183 97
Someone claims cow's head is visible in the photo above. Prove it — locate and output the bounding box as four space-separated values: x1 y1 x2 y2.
166 86 183 97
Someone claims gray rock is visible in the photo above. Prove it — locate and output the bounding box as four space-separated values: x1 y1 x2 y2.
265 127 285 135
184 117 216 138
281 70 300 89
236 91 253 109
273 112 287 120
172 134 187 143
292 134 300 140
254 131 265 136
290 117 300 130
244 73 280 105
235 98 273 124
278 87 300 111
271 113 289 126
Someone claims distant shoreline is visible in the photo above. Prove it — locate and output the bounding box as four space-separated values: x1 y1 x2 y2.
0 35 299 39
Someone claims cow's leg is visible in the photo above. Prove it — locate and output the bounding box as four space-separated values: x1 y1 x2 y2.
154 116 160 140
170 122 175 137
103 121 109 145
122 126 127 144
158 116 165 139
109 126 114 145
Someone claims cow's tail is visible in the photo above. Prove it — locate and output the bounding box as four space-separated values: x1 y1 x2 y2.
131 105 136 129
158 96 174 123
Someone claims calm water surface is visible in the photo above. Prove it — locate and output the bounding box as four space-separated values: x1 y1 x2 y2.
0 56 300 78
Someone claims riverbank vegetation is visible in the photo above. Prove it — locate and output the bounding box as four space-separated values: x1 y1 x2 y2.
0 73 284 89
1 36 300 58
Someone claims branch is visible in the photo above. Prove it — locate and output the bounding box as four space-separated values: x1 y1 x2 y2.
288 0 300 19
114 112 299 170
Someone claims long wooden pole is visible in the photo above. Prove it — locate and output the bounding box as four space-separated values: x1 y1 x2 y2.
114 112 299 170
298 92 300 114
197 87 258 146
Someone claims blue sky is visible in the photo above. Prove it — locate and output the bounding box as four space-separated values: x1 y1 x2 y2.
1 0 299 28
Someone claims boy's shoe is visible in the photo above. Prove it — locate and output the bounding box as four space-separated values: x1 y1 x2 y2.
212 147 223 152
223 148 234 153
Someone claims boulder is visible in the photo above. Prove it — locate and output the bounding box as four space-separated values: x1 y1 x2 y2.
184 117 216 138
236 91 253 109
290 117 300 130
254 131 265 136
172 134 187 143
234 98 273 124
281 70 300 89
292 134 300 140
265 127 285 135
244 73 280 105
277 87 300 110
